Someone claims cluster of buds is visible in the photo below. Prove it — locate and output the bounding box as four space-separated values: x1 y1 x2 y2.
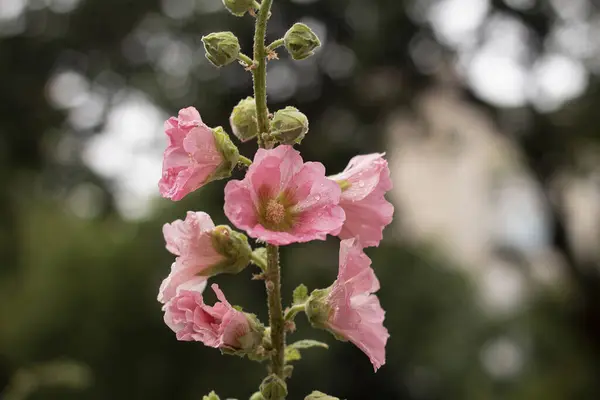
154 0 394 399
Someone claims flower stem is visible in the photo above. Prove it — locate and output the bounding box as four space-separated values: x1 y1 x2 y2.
238 155 253 167
252 0 285 388
284 304 305 322
265 244 284 381
252 0 273 149
266 38 284 52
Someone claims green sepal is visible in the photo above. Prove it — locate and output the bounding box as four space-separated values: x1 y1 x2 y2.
293 284 309 305
230 97 259 142
203 225 252 277
305 391 339 400
270 106 309 145
209 126 240 182
250 392 266 400
203 391 220 400
222 0 254 17
260 374 288 400
283 23 321 60
202 32 241 67
305 287 332 329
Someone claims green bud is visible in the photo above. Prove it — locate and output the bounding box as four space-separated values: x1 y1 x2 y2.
260 374 288 400
210 126 240 181
208 225 252 276
202 31 240 67
250 392 266 400
222 0 255 16
270 107 309 145
230 97 259 142
283 23 321 60
305 391 339 400
203 391 220 400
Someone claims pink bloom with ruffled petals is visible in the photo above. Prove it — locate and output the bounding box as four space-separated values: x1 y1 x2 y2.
157 211 225 304
159 107 224 201
325 238 389 371
329 153 394 247
164 283 252 348
224 145 345 245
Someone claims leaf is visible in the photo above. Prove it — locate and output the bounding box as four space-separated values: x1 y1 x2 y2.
284 340 329 363
288 340 329 350
292 284 308 305
284 347 302 362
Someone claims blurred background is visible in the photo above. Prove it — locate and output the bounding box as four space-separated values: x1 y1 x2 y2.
2 0 600 398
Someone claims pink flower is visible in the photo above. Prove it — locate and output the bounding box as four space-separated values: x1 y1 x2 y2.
329 153 394 247
224 145 345 245
157 212 225 304
164 283 259 349
159 107 229 201
310 239 389 371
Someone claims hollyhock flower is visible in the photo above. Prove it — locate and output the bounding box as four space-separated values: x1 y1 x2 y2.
328 153 394 247
224 145 345 245
306 239 389 371
158 211 251 304
164 283 262 350
159 106 239 201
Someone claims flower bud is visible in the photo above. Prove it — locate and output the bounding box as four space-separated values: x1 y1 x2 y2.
270 107 309 145
209 225 253 275
202 32 240 67
283 23 321 60
230 97 259 142
203 391 220 400
260 374 288 400
210 126 240 181
222 0 255 16
305 391 339 400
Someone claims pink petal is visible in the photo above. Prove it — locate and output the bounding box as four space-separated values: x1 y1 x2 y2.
224 180 259 232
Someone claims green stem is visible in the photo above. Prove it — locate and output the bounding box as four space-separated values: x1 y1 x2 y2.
265 244 284 379
238 155 252 167
250 249 267 271
252 0 273 149
266 38 284 52
237 53 255 69
283 304 305 322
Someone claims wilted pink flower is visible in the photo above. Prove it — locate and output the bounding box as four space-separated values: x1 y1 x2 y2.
224 145 345 245
329 153 394 247
309 239 389 371
157 212 225 304
159 107 227 201
164 283 258 349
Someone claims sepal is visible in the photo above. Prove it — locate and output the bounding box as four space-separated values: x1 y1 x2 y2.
207 225 252 276
283 23 321 60
202 32 241 67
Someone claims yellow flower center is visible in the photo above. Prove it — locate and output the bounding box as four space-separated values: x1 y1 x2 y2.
265 198 286 226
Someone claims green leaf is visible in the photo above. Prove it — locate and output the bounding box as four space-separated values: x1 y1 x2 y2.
284 347 302 362
293 284 308 305
288 340 329 350
284 340 329 363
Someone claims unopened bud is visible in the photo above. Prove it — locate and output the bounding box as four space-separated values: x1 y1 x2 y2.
210 126 240 181
305 391 339 400
230 97 259 142
260 374 288 400
270 107 309 145
209 225 252 275
284 23 321 60
222 0 255 16
202 391 220 400
202 32 240 67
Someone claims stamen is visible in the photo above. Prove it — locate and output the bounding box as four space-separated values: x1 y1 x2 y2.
265 199 286 225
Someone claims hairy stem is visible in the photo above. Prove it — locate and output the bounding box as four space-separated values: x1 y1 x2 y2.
266 244 284 379
252 0 273 149
252 0 286 387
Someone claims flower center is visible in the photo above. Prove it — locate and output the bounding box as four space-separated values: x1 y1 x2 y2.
265 198 286 226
